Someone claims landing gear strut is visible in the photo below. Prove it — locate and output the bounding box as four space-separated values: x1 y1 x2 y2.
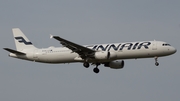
155 57 159 66
93 63 100 74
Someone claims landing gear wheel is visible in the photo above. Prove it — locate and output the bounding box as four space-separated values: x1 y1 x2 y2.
155 62 159 66
83 62 89 68
93 67 99 73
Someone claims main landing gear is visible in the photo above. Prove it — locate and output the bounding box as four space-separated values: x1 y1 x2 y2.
93 63 100 74
155 57 159 66
83 62 90 68
83 62 100 73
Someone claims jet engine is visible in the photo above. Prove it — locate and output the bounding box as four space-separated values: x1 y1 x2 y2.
94 51 117 60
104 60 124 69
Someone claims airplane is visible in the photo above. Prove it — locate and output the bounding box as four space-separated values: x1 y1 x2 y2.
4 28 177 73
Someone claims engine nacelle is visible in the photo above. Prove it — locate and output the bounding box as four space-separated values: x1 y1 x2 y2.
104 60 124 69
94 51 117 60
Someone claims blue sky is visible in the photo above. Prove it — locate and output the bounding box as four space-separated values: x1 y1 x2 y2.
0 0 180 101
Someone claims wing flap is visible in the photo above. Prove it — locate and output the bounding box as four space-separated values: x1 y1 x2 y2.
3 48 26 55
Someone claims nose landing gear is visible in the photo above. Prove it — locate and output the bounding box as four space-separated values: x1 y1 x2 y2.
155 57 159 66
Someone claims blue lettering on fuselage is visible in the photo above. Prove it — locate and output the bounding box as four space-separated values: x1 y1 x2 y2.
92 42 151 51
92 45 98 50
96 44 109 51
137 42 151 49
119 43 133 50
132 42 139 50
108 44 121 51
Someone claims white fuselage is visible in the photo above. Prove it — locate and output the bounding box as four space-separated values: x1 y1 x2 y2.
9 41 176 63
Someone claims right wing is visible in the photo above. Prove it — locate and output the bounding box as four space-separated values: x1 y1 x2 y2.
51 35 96 59
3 48 26 55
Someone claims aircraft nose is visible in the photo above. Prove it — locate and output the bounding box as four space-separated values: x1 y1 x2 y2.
171 47 177 54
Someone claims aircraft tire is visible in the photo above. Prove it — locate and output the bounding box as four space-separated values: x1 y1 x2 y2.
83 62 90 68
155 62 159 66
93 67 99 73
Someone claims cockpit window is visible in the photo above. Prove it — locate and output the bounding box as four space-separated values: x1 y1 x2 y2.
162 43 171 46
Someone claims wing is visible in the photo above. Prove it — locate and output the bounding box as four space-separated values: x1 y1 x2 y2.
51 35 96 58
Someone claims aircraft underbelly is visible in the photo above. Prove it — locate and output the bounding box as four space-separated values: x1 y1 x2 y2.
37 52 77 63
115 50 157 59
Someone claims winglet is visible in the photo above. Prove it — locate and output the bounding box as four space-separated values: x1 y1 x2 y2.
50 34 54 39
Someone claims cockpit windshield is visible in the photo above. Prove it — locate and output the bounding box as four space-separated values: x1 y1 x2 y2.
162 43 171 46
